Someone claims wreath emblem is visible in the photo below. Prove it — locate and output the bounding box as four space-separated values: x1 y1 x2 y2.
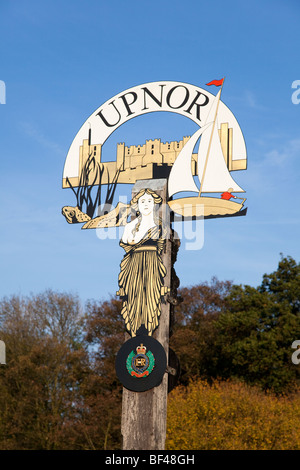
126 343 155 378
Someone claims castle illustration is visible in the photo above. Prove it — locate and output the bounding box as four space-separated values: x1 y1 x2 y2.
62 123 246 189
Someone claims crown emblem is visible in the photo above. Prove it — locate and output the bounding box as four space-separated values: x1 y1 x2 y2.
126 343 155 378
136 343 147 355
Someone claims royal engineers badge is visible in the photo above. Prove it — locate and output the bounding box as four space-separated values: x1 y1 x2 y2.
115 335 167 392
126 343 155 378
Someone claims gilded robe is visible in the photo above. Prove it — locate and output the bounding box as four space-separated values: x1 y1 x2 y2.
117 225 169 336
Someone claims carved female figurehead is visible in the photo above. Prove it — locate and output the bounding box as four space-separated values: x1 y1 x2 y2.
117 188 169 336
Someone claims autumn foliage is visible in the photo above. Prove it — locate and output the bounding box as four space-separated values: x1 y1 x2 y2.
0 255 299 449
166 379 300 450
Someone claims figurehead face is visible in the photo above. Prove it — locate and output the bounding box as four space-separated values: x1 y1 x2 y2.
131 188 162 216
138 193 155 216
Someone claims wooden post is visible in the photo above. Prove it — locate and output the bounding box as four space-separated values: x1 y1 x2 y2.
121 178 174 450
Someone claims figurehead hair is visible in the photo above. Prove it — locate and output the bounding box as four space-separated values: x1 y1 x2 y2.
130 188 162 212
130 189 163 238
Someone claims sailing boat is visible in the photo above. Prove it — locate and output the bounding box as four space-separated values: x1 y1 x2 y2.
168 84 246 218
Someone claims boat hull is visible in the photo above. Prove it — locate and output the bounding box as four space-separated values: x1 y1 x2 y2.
168 196 244 218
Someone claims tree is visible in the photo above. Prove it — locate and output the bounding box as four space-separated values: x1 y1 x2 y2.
166 378 300 450
0 291 91 449
77 296 124 450
260 254 300 314
170 278 232 384
212 256 300 393
170 256 300 393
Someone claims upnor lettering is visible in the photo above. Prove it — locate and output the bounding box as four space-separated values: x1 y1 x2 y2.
97 83 210 128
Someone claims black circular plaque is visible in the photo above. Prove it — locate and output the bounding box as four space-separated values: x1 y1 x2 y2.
115 335 167 392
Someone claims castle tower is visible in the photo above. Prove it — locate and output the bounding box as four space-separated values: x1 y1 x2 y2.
117 143 125 171
142 139 163 166
79 139 102 185
129 144 144 169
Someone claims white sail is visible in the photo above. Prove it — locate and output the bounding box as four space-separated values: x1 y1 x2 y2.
168 88 245 198
197 117 245 193
203 89 221 125
196 88 245 193
168 122 212 197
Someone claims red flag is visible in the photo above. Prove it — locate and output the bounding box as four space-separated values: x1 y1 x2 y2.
206 78 224 87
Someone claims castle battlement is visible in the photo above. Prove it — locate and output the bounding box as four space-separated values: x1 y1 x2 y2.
62 125 247 189
116 136 191 171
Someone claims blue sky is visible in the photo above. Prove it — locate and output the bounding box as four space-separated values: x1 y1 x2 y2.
0 0 300 304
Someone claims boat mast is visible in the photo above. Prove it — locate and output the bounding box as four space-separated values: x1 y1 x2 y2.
198 78 225 197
